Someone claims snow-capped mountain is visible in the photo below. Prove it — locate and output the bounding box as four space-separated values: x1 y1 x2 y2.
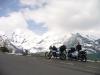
0 30 100 55
33 32 71 52
35 32 100 54
0 29 40 53
65 33 100 54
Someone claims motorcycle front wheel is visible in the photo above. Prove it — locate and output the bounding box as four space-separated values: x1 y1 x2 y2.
45 52 52 59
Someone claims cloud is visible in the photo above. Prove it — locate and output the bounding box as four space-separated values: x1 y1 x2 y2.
22 0 100 34
0 0 48 35
0 12 28 32
20 0 41 5
1 0 100 36
20 0 47 10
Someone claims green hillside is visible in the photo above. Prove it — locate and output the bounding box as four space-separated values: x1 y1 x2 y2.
87 51 100 61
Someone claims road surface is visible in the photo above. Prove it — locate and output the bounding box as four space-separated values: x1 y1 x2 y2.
0 53 100 75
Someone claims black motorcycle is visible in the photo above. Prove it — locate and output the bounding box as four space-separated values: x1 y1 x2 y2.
67 50 87 62
22 50 28 56
67 50 78 61
45 50 66 60
78 50 87 62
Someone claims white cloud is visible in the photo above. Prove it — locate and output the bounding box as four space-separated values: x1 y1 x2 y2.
22 0 100 34
20 0 37 5
0 12 28 32
1 0 100 36
20 0 47 7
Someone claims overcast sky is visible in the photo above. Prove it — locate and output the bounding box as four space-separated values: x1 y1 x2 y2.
0 0 100 35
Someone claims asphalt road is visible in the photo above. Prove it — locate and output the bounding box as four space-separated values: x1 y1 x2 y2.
0 53 100 75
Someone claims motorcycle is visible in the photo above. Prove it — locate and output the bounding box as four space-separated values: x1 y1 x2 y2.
78 50 87 62
45 50 67 60
67 50 87 62
67 50 78 61
22 50 28 56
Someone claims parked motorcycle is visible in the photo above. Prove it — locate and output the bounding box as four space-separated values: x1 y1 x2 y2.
67 50 87 62
45 50 66 60
67 50 78 61
22 50 28 56
78 50 87 62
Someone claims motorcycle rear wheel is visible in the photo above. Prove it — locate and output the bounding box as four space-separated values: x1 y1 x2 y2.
60 54 66 60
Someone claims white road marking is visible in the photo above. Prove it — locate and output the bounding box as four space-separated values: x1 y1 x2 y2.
87 66 99 69
59 61 74 65
66 63 74 65
60 62 65 64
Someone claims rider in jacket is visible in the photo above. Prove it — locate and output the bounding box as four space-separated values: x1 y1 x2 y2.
76 42 82 52
59 45 66 54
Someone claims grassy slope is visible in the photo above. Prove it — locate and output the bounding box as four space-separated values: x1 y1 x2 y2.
87 51 100 61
